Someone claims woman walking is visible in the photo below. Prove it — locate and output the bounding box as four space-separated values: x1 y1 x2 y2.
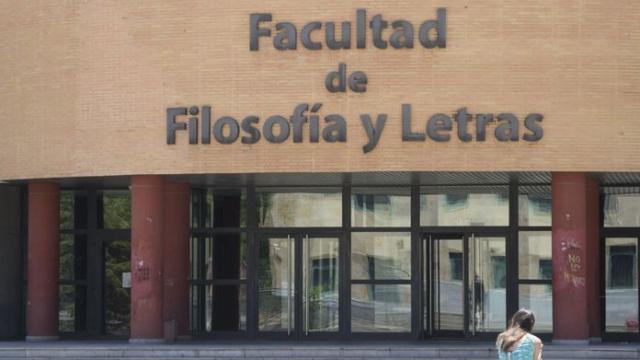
496 309 543 360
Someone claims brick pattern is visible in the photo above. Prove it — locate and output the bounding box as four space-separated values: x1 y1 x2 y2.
0 1 639 181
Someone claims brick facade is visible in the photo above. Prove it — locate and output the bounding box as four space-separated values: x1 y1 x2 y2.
0 0 639 181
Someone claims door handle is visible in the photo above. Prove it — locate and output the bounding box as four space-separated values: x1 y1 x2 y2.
287 234 292 336
428 235 432 334
470 233 476 336
304 234 311 336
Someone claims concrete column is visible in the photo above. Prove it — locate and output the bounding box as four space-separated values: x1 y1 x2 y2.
551 173 600 343
162 182 190 340
26 183 60 341
130 176 164 343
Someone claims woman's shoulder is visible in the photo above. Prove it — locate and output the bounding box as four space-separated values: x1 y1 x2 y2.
527 333 543 346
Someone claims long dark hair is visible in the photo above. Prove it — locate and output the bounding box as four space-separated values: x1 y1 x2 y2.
496 309 536 352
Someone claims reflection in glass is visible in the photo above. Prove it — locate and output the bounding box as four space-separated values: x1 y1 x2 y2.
351 233 411 280
212 190 246 228
518 186 551 226
420 186 508 226
59 234 87 281
190 237 200 280
59 285 76 332
101 190 131 229
59 234 74 280
207 234 248 281
258 237 294 331
352 188 410 227
257 190 341 227
59 191 75 230
518 232 552 280
351 284 411 332
60 191 88 229
604 191 640 228
207 285 247 331
470 236 506 332
519 284 552 332
190 285 204 332
605 237 639 333
104 240 131 336
304 238 339 332
432 238 464 331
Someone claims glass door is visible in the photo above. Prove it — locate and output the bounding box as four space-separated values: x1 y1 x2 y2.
604 237 639 338
469 235 507 335
258 234 340 338
425 233 507 338
428 235 465 336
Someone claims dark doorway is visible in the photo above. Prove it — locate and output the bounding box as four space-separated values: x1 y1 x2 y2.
58 189 131 337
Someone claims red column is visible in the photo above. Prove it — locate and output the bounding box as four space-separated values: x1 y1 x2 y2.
551 173 600 343
130 176 165 343
26 183 60 341
162 182 190 340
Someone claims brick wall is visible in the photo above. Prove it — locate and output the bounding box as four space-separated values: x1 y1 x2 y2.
0 0 639 181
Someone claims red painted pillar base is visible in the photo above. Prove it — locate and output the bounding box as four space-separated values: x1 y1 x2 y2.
26 183 60 341
551 173 600 343
162 182 190 340
130 176 165 343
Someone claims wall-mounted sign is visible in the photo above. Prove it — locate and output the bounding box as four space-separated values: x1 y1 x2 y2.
167 105 543 153
249 9 447 51
166 8 543 153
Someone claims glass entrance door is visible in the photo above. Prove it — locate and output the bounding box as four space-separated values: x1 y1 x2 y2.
425 234 507 338
604 237 639 338
258 234 340 338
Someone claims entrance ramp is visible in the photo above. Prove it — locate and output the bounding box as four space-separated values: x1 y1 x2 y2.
0 341 638 360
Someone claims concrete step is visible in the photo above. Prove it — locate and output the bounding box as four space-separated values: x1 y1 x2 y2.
0 342 639 359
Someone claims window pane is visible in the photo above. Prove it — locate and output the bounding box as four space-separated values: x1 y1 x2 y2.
190 285 205 332
60 191 87 229
58 285 86 332
257 190 341 227
604 190 640 227
351 188 410 227
211 190 246 228
351 284 411 332
58 285 75 332
518 232 552 280
191 190 203 228
60 191 75 230
211 285 247 331
420 186 508 226
210 233 248 280
59 234 87 281
519 284 553 332
471 236 507 332
432 238 464 331
104 240 131 336
605 237 639 333
258 237 294 331
519 186 551 226
101 190 131 229
351 232 411 280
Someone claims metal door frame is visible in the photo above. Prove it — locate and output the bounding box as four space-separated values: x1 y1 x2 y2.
255 230 343 340
423 231 509 340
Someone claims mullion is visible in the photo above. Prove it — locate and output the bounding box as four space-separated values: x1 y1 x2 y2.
517 279 552 285
351 279 411 285
196 188 208 332
192 228 246 234
59 279 88 286
351 227 411 232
